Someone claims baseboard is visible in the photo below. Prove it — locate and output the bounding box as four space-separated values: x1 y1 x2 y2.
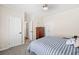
0 42 24 51
0 47 10 51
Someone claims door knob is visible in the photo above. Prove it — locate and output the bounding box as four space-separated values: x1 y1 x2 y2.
19 32 22 34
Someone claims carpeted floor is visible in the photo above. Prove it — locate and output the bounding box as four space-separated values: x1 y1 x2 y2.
0 40 31 55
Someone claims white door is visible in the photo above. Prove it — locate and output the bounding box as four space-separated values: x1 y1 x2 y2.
28 21 33 40
9 16 22 47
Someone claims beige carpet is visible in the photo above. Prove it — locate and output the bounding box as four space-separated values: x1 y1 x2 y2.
0 40 31 55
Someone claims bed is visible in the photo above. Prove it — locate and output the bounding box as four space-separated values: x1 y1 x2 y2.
27 36 79 55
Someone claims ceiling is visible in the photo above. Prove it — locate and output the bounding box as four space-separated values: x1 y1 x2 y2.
0 4 79 16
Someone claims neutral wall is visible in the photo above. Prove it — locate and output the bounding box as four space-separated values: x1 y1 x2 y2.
0 6 24 51
43 8 79 37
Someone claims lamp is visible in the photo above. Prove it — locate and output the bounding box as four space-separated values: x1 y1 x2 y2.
72 35 79 40
42 4 48 10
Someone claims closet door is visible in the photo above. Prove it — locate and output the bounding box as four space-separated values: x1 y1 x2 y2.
9 16 22 47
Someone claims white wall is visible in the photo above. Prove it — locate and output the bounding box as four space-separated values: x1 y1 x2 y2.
30 4 79 39
43 8 79 37
0 6 24 51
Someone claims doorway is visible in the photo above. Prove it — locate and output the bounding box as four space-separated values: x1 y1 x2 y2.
24 20 33 44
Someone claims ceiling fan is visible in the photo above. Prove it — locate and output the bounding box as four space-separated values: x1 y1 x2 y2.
42 4 48 10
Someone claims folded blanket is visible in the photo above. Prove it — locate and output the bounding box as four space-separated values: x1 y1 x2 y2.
66 38 75 45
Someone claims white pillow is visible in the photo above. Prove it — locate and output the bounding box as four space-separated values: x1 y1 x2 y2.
74 38 79 47
66 38 75 45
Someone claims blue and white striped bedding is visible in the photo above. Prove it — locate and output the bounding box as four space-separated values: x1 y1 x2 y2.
27 36 79 55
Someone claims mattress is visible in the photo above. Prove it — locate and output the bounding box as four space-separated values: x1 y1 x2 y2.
27 36 79 55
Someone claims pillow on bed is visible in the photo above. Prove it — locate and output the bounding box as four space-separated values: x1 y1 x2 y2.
66 38 75 45
74 38 79 47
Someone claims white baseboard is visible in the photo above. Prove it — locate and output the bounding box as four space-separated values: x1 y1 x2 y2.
0 47 10 51
0 42 24 51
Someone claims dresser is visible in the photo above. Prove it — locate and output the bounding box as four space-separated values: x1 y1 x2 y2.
36 27 45 39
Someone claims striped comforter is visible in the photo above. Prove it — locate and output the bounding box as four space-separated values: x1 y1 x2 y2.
27 36 79 55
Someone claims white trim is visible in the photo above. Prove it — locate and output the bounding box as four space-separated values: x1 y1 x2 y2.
0 47 9 51
0 43 23 51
